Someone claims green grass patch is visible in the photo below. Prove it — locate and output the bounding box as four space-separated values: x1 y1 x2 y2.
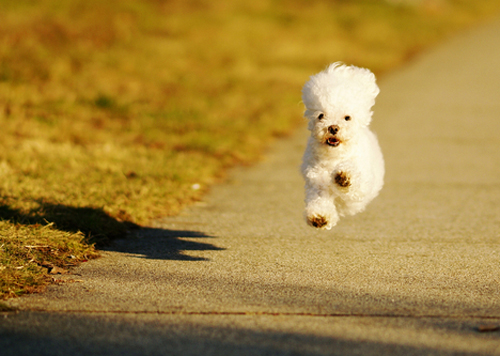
1 0 500 299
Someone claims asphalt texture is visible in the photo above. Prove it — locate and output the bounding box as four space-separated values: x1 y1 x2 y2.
2 16 500 356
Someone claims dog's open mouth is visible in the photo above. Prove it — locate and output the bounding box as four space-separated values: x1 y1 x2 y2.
325 137 341 147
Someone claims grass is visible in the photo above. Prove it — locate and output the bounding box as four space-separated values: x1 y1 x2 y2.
1 0 500 299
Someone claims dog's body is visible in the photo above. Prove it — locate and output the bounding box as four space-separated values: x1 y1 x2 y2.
301 63 384 229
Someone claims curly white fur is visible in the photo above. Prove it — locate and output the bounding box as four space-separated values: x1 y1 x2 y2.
301 63 384 229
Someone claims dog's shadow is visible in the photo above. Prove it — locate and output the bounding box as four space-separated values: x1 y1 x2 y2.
0 197 223 262
106 228 224 261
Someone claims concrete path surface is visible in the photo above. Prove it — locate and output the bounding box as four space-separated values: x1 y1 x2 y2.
3 17 500 356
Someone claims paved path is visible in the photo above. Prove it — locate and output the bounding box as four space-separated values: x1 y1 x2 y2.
3 17 500 356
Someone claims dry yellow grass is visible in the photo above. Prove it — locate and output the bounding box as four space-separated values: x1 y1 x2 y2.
1 0 500 299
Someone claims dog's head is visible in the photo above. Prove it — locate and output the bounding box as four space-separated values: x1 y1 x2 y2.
302 62 379 148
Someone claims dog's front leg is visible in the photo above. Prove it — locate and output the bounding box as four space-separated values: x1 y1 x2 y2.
303 171 339 229
334 171 351 189
332 162 363 198
332 167 372 216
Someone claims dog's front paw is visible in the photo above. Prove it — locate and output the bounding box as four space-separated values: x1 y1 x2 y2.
306 213 338 230
335 171 351 188
308 215 328 229
304 196 339 230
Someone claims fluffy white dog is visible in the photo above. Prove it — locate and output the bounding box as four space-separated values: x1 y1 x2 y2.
301 63 384 229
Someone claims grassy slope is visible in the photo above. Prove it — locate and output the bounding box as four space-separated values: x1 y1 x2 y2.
1 0 500 299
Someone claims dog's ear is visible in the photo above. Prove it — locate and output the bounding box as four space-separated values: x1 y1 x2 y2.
301 79 323 113
303 109 314 118
359 68 380 100
303 109 317 131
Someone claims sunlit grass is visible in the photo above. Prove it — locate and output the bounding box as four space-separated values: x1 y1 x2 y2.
1 0 500 299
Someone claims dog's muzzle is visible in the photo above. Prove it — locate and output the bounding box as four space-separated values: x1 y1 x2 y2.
325 125 341 147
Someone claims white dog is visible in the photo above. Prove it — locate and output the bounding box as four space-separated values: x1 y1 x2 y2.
301 63 384 229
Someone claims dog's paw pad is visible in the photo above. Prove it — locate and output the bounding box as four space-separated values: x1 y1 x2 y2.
308 215 328 228
335 171 351 188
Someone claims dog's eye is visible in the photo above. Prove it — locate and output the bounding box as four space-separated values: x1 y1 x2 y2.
317 113 324 120
344 115 351 121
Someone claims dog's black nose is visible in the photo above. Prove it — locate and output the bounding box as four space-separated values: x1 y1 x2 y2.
328 125 339 135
